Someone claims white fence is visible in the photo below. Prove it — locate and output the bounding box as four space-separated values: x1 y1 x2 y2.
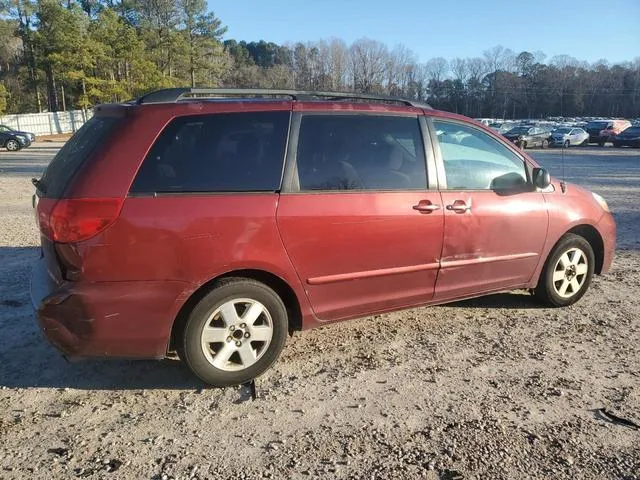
0 110 92 136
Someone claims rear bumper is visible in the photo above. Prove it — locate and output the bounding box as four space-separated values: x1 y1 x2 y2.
31 257 190 359
597 212 616 274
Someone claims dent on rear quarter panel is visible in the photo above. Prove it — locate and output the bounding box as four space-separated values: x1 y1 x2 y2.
76 194 314 328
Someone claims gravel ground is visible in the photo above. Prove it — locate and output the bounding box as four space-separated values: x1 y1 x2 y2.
0 143 639 480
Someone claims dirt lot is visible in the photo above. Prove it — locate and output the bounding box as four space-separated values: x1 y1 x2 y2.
0 143 639 479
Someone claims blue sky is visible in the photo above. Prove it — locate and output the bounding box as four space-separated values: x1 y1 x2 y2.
211 0 640 65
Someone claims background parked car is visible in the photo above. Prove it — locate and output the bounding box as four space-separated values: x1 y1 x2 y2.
550 127 589 147
489 121 517 134
598 119 632 146
0 124 36 143
612 126 640 148
0 125 32 151
503 125 551 149
585 120 612 144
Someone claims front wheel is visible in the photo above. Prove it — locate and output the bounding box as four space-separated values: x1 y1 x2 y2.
535 234 595 307
181 278 288 386
5 139 20 151
541 139 549 149
563 140 570 148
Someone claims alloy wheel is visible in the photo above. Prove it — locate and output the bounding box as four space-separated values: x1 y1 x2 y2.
552 247 589 298
200 298 274 372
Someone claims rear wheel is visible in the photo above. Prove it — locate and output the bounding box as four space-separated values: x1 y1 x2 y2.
535 234 595 307
181 278 288 386
5 139 20 151
520 141 527 149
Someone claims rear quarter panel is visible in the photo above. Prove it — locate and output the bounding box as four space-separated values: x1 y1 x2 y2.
74 194 314 329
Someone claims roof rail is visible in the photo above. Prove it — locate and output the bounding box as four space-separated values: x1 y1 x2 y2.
136 88 432 109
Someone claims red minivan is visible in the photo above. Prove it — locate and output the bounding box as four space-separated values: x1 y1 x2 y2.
31 89 616 386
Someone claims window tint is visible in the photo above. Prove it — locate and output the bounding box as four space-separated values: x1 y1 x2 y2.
296 115 427 191
434 120 528 190
39 116 121 198
131 111 290 193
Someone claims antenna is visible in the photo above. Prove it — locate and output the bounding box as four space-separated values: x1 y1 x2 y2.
560 140 567 193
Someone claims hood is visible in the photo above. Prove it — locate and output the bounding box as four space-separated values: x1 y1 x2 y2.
618 131 640 139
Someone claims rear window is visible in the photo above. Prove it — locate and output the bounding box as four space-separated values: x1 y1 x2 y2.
130 111 290 194
39 116 120 198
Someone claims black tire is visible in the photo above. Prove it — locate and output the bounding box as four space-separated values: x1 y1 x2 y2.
5 139 20 151
580 139 588 146
181 278 288 387
541 139 549 149
535 233 595 307
563 140 570 148
598 140 605 147
521 141 527 149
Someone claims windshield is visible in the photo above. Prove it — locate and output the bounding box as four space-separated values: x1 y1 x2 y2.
623 127 640 135
507 126 530 134
38 116 121 197
586 121 610 130
554 127 571 134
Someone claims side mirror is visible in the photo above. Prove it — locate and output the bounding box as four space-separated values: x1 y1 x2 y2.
533 167 551 189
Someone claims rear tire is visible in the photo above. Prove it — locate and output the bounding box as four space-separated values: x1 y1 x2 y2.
181 278 288 387
535 234 595 307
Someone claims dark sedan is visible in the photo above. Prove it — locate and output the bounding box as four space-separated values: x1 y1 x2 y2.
0 125 33 151
503 126 551 149
612 126 640 148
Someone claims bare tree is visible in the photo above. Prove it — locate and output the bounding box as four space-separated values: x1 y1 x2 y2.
424 57 448 82
348 38 388 93
451 58 469 83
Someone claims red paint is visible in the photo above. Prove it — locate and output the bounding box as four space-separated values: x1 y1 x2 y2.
31 98 616 360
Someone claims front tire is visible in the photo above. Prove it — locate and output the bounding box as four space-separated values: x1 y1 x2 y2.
182 278 288 387
535 234 595 307
5 139 20 151
541 139 549 149
563 140 570 148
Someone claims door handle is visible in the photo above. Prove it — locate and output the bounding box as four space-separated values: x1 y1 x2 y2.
446 201 471 213
413 201 441 213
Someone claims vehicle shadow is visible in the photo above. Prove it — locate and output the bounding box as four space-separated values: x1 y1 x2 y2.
443 291 544 309
0 246 203 390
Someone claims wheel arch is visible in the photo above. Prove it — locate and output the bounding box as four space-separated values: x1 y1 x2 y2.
565 224 605 274
168 269 303 353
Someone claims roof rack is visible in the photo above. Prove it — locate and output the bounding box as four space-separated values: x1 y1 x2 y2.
135 88 432 109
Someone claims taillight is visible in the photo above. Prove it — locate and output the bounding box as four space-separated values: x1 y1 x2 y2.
37 198 123 243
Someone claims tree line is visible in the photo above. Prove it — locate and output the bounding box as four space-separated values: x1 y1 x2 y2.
1 0 639 118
